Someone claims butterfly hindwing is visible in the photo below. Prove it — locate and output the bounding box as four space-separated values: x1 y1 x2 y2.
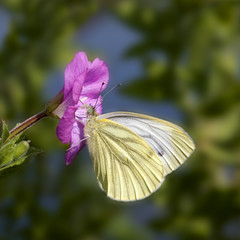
86 118 164 201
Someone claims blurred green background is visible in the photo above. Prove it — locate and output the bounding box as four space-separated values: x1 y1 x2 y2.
0 0 240 239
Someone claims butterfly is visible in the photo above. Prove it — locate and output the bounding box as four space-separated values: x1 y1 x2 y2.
83 104 195 202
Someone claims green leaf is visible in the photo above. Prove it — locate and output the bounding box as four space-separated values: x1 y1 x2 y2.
0 122 43 177
27 146 44 157
0 119 2 136
0 121 10 147
0 145 43 178
0 155 28 178
0 141 15 168
0 130 24 168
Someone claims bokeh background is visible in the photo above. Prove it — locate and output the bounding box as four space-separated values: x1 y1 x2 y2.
0 1 240 239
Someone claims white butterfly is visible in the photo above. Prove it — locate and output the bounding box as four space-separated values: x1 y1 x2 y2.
83 105 195 202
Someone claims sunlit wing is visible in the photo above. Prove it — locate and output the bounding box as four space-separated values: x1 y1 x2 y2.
98 112 195 176
86 119 164 201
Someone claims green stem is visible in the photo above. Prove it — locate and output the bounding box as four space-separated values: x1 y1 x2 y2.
7 110 48 141
6 91 64 141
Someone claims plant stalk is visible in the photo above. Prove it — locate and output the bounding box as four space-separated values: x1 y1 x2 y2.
7 110 48 141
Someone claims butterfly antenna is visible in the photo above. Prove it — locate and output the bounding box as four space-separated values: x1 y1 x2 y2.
102 83 122 100
94 83 122 108
93 83 122 110
93 82 106 109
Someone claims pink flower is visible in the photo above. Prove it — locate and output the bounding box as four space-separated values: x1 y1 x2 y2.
54 52 109 165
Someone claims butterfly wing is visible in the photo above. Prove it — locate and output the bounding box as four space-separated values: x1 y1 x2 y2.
86 118 164 201
98 112 195 176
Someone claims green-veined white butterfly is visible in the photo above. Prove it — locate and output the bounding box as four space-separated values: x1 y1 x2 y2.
83 104 195 202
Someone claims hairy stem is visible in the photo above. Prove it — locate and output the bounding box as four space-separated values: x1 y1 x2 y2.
7 110 48 141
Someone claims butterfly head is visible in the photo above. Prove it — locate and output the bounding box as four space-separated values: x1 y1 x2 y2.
81 104 99 119
87 104 96 116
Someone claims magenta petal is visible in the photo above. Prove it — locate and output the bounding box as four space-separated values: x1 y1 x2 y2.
65 121 86 165
56 105 78 144
56 52 109 164
64 52 90 100
72 72 86 103
81 58 109 98
53 90 75 119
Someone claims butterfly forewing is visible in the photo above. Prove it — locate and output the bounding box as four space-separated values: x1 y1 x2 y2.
98 112 195 177
86 118 164 201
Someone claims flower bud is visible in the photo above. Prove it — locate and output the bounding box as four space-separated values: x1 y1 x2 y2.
13 141 30 160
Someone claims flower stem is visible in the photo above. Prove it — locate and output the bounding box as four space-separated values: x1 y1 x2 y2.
6 90 64 141
7 110 48 141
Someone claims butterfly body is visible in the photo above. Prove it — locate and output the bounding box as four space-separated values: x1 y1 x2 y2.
83 105 195 201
